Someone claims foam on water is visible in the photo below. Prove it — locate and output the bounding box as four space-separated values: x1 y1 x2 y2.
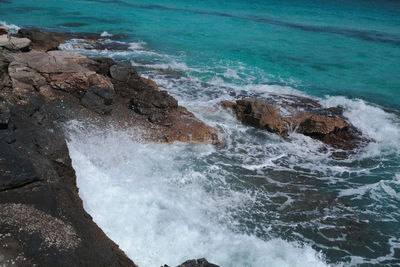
321 96 400 158
0 21 20 33
67 123 328 267
57 29 400 265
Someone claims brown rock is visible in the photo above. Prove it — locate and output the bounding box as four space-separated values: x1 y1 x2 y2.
224 97 364 151
220 100 235 109
140 77 159 90
8 50 115 112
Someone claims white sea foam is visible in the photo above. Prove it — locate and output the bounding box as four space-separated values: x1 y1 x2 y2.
100 31 113 37
67 125 328 267
321 96 400 157
0 21 20 34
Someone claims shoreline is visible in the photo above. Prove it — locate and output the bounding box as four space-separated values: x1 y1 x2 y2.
0 26 220 266
0 25 386 266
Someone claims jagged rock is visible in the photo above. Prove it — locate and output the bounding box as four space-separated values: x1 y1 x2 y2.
15 28 101 52
16 28 61 51
0 35 31 51
0 29 221 266
0 92 136 267
7 50 115 112
141 77 159 90
176 258 219 267
223 97 365 151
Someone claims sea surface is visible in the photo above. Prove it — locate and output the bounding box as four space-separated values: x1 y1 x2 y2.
1 0 400 266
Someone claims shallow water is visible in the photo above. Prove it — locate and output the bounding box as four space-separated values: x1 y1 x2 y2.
2 0 400 265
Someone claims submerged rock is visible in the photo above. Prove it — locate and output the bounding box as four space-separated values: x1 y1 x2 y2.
222 97 366 152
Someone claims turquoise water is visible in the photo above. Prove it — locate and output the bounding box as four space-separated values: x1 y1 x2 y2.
2 0 400 266
1 0 400 108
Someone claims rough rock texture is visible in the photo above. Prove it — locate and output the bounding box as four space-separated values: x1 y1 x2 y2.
163 258 219 267
0 34 31 52
15 28 100 52
222 97 365 152
0 28 220 266
176 258 219 267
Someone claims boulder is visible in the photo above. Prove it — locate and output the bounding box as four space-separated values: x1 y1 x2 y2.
16 28 60 51
176 258 219 267
16 28 101 52
0 35 31 51
223 97 365 151
163 258 219 267
8 50 115 112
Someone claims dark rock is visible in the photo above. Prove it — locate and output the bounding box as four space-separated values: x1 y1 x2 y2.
0 142 40 191
0 26 8 35
0 102 10 129
110 64 139 83
16 28 61 51
0 94 136 267
16 28 101 52
87 57 116 77
176 258 219 267
81 90 112 115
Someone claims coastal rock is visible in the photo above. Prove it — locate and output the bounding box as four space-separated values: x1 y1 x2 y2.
0 35 31 52
7 50 115 112
223 97 364 151
0 52 11 90
0 26 9 36
1 29 220 266
0 95 136 266
16 28 101 52
16 28 61 51
0 102 10 129
163 258 219 267
176 258 219 267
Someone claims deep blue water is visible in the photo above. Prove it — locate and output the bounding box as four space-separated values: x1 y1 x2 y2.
2 0 400 266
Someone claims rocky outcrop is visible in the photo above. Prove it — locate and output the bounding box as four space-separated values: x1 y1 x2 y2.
15 28 101 52
0 28 220 266
176 258 219 267
222 97 365 152
0 27 31 52
163 258 219 267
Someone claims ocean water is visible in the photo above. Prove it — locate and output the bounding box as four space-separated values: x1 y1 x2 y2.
2 0 400 266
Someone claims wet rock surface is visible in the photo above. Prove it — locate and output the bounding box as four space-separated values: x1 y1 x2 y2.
0 28 220 266
222 96 366 153
163 258 219 267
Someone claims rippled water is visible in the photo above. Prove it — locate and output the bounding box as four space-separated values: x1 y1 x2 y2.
2 0 400 265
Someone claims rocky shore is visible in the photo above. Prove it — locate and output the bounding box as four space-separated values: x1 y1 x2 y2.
0 26 367 266
0 26 219 266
